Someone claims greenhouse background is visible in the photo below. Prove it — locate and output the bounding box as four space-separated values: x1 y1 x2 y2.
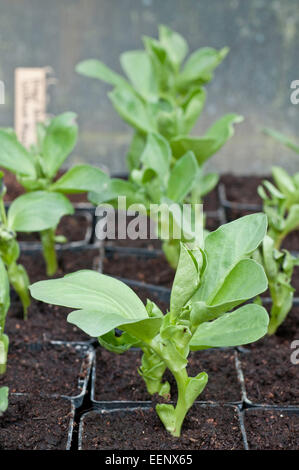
0 0 298 174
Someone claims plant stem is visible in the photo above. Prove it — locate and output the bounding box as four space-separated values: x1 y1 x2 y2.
40 228 58 276
169 369 189 437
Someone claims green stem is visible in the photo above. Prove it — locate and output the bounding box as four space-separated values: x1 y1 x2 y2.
40 228 58 276
169 369 189 437
0 334 9 375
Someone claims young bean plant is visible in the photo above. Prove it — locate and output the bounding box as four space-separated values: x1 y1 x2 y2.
77 25 242 204
30 214 269 437
253 166 299 334
90 132 204 268
0 113 108 275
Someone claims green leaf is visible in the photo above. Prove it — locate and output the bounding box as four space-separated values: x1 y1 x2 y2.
0 258 10 325
263 128 299 154
181 87 206 134
190 259 268 325
156 404 176 434
140 133 171 186
76 59 129 88
0 386 8 415
271 166 296 196
185 372 208 408
50 165 109 194
197 172 219 198
98 330 140 354
170 245 203 318
158 25 188 68
7 191 74 232
126 131 146 171
167 151 198 203
0 130 36 177
177 47 229 88
283 204 299 235
120 50 158 101
210 259 267 306
193 214 267 304
42 113 78 178
88 178 148 207
190 304 269 349
109 87 156 134
171 114 243 164
30 270 149 338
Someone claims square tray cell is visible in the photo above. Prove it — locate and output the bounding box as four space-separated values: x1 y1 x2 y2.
79 404 245 450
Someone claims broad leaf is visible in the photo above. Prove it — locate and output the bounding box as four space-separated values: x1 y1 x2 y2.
109 87 156 134
171 114 243 164
190 304 269 349
88 178 148 207
271 166 296 196
158 25 188 68
192 214 267 303
126 131 146 171
50 165 109 194
181 88 206 134
30 270 148 337
42 113 78 178
120 50 158 101
177 47 229 88
7 191 74 232
76 59 129 88
140 133 171 186
0 130 36 177
170 245 203 318
167 151 197 202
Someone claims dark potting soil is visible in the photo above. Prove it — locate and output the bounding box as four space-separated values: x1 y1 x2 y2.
80 405 244 450
240 335 299 405
103 253 174 289
103 215 221 250
94 348 241 403
244 409 299 450
5 300 86 343
0 343 86 396
221 174 267 206
18 214 90 243
5 249 100 343
20 247 100 284
0 395 72 450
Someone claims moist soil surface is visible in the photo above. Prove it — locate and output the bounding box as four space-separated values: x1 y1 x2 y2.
240 334 299 406
244 409 299 450
18 214 90 243
0 395 72 450
6 248 100 343
80 405 244 450
93 348 241 403
0 343 86 396
103 214 222 250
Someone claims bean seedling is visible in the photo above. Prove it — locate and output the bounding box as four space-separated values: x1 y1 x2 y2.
30 214 269 437
0 113 108 275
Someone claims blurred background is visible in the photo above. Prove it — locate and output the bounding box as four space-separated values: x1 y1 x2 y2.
0 0 298 174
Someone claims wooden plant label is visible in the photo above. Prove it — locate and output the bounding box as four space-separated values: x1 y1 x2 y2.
14 68 47 148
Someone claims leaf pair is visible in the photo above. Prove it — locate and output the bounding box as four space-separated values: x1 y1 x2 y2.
30 213 269 349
